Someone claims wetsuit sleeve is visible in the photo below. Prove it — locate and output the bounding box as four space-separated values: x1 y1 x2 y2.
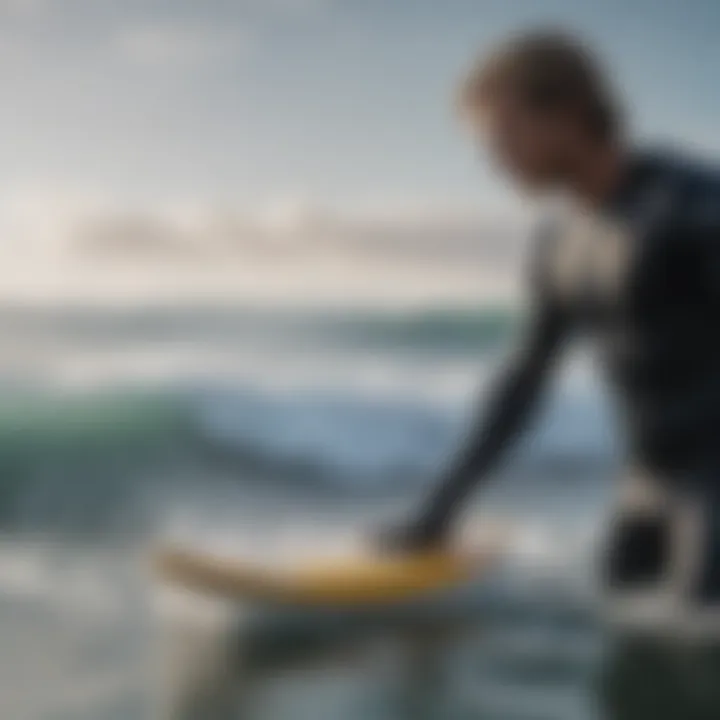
414 227 569 537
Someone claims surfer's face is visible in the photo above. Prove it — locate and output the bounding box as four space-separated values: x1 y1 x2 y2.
476 90 577 192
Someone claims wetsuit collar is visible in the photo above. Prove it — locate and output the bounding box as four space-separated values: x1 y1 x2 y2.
601 149 665 216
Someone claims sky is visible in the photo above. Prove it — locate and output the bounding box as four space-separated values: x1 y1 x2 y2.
0 0 718 303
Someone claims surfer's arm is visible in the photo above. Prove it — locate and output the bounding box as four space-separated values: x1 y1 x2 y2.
408 295 568 545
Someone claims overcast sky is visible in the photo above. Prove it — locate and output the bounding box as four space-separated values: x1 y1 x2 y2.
1 0 719 211
0 0 718 304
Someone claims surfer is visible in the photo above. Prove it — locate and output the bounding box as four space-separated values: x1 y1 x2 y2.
384 29 720 717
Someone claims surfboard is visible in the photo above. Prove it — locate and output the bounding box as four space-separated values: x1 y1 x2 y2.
155 544 503 607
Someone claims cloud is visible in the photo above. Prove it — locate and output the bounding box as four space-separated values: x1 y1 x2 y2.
224 0 330 14
67 201 527 270
257 0 332 14
115 20 250 68
112 0 331 68
0 182 529 274
0 184 115 257
0 0 46 16
0 0 331 15
0 186 528 307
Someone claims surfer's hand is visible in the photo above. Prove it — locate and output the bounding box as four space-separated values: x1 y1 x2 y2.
376 514 449 554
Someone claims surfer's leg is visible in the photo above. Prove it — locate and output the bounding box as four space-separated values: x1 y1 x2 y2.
604 514 670 590
686 469 720 605
602 465 674 593
600 462 720 720
599 468 682 719
600 637 720 720
600 637 688 720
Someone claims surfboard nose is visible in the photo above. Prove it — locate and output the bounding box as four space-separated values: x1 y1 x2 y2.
154 542 505 608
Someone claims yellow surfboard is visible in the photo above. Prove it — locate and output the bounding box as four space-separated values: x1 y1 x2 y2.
155 544 502 607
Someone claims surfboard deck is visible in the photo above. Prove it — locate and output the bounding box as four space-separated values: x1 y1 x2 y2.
155 544 503 607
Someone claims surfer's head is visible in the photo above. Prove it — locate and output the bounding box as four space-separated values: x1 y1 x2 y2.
458 30 623 194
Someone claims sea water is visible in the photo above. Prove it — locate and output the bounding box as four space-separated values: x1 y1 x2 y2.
0 302 618 719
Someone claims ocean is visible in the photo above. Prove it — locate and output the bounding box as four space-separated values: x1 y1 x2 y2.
0 301 621 720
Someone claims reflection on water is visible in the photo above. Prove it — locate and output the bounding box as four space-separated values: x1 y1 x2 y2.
161 562 601 720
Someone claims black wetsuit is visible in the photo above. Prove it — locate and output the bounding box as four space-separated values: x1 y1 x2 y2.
418 150 720 598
